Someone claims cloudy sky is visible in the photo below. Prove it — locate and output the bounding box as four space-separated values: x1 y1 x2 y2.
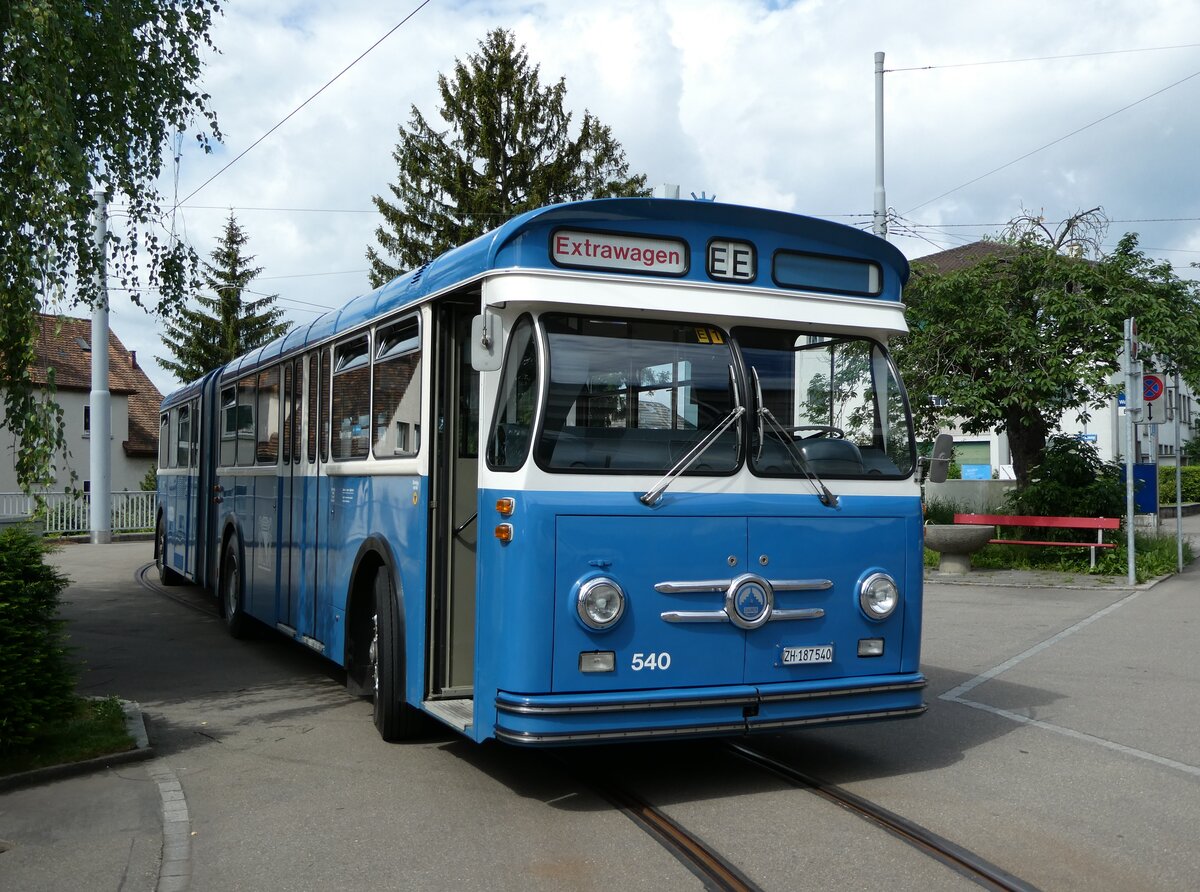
104 0 1200 395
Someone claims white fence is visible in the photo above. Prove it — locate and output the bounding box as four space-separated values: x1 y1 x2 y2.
0 491 156 536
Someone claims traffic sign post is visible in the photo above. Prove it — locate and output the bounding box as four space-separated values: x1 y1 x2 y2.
1123 317 1138 585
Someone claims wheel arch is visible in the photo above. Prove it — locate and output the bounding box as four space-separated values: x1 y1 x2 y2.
217 518 245 605
345 536 407 686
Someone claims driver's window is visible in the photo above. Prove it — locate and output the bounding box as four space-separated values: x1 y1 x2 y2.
486 315 538 470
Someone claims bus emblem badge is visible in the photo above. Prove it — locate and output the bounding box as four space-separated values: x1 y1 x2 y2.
728 577 773 629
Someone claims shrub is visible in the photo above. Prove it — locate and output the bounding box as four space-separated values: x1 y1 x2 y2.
923 498 968 525
1158 464 1200 504
0 526 75 751
1004 435 1125 520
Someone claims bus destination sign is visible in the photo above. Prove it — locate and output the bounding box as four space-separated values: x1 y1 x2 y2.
551 229 687 276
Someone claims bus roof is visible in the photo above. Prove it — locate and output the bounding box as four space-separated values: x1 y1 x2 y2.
162 198 909 406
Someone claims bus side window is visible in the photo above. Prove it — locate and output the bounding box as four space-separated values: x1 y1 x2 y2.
332 336 370 461
236 377 256 467
281 363 292 464
189 399 199 469
319 348 330 463
372 317 421 458
159 414 171 470
487 315 537 471
175 404 191 469
220 386 237 467
256 367 280 464
306 353 317 463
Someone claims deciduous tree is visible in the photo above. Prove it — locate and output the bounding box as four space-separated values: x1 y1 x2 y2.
896 208 1200 487
1 0 222 491
158 214 288 381
367 28 648 285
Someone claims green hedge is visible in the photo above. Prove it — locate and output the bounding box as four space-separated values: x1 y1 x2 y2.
1158 465 1200 504
0 526 75 750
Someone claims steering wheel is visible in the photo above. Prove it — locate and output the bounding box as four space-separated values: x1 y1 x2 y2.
779 425 845 439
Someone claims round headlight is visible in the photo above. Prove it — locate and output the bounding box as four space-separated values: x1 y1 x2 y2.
577 578 626 630
859 572 899 620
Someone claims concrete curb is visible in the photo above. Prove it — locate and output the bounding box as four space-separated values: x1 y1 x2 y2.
0 700 154 794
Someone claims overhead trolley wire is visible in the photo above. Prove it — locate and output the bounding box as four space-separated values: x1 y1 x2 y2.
170 0 434 212
904 66 1200 215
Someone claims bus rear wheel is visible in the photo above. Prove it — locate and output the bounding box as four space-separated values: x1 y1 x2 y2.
370 567 422 741
221 538 250 639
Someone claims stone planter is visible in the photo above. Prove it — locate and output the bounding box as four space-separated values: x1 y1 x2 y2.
923 524 993 574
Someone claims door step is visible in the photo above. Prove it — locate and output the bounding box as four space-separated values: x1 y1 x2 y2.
423 698 473 732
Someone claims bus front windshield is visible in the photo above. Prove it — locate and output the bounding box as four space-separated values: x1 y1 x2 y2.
737 327 916 479
535 314 740 474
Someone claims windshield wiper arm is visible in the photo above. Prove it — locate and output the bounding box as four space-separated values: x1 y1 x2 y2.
640 367 744 507
759 405 839 508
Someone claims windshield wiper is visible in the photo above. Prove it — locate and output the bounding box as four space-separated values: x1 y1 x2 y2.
752 368 839 508
640 366 744 507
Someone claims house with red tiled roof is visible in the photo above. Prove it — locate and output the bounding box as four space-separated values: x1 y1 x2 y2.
0 315 163 493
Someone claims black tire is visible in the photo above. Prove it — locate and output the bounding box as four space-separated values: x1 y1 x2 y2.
220 538 250 639
370 567 422 741
155 518 184 586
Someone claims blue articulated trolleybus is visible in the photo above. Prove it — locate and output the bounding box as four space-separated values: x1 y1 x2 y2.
155 197 929 745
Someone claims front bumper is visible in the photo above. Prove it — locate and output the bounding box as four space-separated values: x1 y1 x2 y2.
494 672 926 745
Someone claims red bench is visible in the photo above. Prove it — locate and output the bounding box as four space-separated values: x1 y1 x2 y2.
953 513 1121 569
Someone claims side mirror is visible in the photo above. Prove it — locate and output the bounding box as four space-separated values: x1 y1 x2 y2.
925 432 953 484
470 313 502 371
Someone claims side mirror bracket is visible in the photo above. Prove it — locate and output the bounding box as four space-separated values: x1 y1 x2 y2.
470 313 502 371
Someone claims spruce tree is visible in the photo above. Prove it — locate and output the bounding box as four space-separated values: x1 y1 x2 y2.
367 28 648 286
158 213 289 381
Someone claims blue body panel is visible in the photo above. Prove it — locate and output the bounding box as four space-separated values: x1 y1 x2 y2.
474 488 925 744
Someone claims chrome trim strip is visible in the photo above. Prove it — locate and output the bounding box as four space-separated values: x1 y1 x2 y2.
494 705 926 744
655 577 833 594
300 635 326 654
661 610 730 623
772 579 834 591
768 608 825 621
276 623 297 636
757 680 926 703
495 721 749 745
654 580 730 594
748 704 926 730
495 679 924 715
496 693 757 715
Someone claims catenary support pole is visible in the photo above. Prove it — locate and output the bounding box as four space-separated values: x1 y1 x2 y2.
90 188 112 545
873 51 887 239
1175 371 1183 573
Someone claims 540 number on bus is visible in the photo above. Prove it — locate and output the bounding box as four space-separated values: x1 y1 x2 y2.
631 652 671 671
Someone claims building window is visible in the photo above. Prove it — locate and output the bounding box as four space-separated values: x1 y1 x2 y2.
83 405 91 438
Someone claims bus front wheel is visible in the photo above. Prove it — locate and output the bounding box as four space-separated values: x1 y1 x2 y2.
370 567 422 741
221 538 250 639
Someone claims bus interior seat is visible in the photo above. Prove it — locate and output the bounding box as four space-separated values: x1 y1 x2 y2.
797 438 865 476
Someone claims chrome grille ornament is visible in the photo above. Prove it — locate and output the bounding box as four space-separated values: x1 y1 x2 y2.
726 575 774 629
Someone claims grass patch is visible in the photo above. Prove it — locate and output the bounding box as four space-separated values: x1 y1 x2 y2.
0 696 134 777
927 529 1193 583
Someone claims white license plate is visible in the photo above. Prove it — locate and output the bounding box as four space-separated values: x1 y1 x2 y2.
782 645 833 665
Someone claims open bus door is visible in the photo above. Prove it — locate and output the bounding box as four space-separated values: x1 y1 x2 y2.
427 300 480 723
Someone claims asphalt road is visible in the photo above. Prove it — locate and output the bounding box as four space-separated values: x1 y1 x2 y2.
3 533 1199 891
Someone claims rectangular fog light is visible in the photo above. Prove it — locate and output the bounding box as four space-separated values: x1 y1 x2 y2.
579 651 616 673
857 638 885 657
